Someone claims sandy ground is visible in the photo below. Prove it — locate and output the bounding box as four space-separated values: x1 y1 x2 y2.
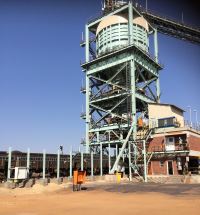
0 182 200 215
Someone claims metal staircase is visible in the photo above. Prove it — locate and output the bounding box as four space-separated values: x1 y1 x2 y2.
129 128 154 182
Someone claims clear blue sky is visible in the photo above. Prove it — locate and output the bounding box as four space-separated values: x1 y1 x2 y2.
0 0 199 153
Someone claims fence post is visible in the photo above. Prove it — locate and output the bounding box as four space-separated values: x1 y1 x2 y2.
43 149 46 180
57 149 60 180
100 143 103 176
91 151 93 177
69 147 72 178
81 150 84 171
27 148 30 178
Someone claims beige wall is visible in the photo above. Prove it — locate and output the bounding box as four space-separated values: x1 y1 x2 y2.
148 104 184 127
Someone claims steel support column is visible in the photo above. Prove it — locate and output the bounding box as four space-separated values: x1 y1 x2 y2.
27 148 30 178
154 28 158 63
128 2 133 45
7 147 12 180
130 60 137 139
85 24 90 153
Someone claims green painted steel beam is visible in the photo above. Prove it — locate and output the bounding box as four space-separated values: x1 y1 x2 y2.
82 45 162 77
154 28 159 63
90 92 130 104
135 92 155 104
134 55 159 77
89 123 129 133
90 96 129 124
88 4 129 28
90 75 128 91
82 44 162 69
136 64 157 101
87 54 133 76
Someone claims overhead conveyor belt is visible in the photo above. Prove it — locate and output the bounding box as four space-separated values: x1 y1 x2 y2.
142 11 200 45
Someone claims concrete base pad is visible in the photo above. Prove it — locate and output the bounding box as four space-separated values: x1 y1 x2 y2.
4 181 16 189
39 178 49 186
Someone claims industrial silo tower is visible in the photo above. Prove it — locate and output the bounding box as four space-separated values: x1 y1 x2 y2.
81 0 162 181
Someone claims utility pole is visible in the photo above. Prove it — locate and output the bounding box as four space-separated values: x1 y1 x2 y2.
193 109 198 127
145 0 148 11
187 106 192 127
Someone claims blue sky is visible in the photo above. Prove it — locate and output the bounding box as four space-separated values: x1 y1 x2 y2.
0 0 199 153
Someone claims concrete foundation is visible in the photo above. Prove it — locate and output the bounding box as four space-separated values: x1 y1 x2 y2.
39 178 49 186
4 181 16 189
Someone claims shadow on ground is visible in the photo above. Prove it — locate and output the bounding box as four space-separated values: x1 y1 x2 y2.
85 183 200 197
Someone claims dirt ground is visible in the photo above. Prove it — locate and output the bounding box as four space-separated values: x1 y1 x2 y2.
0 182 200 215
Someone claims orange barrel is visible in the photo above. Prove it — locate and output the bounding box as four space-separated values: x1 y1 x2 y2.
77 171 86 184
73 170 78 185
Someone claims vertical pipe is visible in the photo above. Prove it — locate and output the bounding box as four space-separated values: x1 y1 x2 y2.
130 59 136 181
43 149 46 180
27 148 30 178
130 60 136 139
91 151 94 177
154 28 160 103
154 28 158 63
85 75 90 154
57 149 60 179
70 147 72 178
143 140 147 182
128 2 133 45
100 143 103 176
81 150 84 171
85 24 90 154
108 144 111 174
85 24 90 62
7 147 12 180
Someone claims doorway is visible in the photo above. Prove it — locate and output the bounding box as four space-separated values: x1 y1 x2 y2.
167 161 173 175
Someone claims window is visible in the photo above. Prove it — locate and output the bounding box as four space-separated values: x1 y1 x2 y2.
165 137 175 151
168 137 174 143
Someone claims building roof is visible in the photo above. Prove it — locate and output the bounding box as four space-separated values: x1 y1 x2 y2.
148 103 185 112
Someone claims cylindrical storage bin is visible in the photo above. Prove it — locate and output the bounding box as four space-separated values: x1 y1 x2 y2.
96 15 149 56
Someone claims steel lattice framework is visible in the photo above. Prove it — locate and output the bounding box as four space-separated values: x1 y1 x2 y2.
80 1 200 181
81 2 163 181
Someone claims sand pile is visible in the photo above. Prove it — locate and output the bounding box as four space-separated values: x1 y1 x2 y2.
0 182 70 196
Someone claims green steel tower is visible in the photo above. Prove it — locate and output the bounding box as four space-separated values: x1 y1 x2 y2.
81 1 162 181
